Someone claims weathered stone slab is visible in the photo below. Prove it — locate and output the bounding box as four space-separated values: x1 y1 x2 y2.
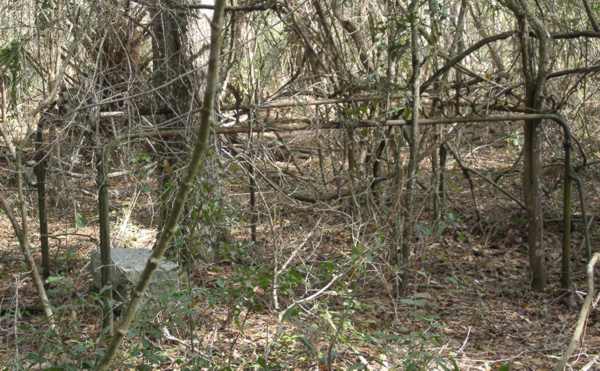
90 248 179 301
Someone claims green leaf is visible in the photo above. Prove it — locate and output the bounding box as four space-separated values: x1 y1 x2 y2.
257 272 272 290
412 292 433 299
0 39 25 102
416 223 433 238
256 356 268 368
348 362 367 370
281 306 300 321
0 40 22 71
399 298 427 307
285 268 304 285
45 275 63 284
297 335 317 357
74 212 87 228
446 276 461 287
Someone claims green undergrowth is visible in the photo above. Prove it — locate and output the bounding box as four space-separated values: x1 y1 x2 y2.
3 238 465 370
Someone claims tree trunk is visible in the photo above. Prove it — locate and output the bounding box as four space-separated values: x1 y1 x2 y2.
96 142 113 335
35 115 50 280
523 118 546 290
398 0 421 293
151 0 191 229
504 0 550 291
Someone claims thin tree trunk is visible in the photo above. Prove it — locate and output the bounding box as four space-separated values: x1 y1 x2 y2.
524 118 546 290
438 144 447 218
0 152 55 329
428 0 441 224
399 0 421 292
96 142 113 335
35 116 50 279
152 0 191 230
249 132 257 243
504 0 549 291
0 78 5 123
561 149 572 289
94 1 226 368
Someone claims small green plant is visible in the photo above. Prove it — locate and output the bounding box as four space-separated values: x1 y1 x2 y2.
74 212 88 228
0 39 25 102
506 131 523 149
13 296 99 370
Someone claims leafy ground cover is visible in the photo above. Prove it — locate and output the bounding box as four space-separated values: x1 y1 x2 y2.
0 147 598 370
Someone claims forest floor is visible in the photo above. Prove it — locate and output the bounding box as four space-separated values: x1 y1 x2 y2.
0 140 599 370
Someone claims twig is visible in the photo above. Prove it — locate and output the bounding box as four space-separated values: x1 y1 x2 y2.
581 356 599 371
448 143 527 210
579 215 594 258
458 326 471 353
557 253 600 370
444 144 483 227
327 307 348 371
272 220 320 310
14 274 20 369
278 273 343 322
161 326 201 350
573 176 592 260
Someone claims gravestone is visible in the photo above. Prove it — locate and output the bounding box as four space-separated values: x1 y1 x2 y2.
90 247 179 301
